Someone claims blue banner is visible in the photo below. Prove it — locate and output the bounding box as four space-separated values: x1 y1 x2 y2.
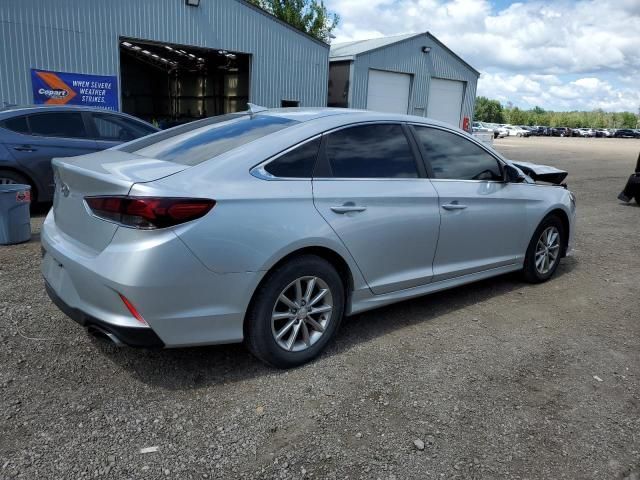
31 69 119 110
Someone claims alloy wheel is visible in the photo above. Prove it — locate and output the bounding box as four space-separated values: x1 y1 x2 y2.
271 276 333 352
535 226 560 275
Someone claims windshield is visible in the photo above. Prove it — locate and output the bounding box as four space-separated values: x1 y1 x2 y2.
119 113 298 166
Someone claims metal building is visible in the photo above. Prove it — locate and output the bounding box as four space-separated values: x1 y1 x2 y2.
328 32 479 128
0 0 329 124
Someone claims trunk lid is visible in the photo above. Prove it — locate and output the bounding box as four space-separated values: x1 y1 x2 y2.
52 150 187 252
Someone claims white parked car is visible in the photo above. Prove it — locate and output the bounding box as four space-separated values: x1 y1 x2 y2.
493 125 509 138
504 125 530 137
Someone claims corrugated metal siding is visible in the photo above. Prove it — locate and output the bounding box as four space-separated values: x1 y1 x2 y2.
0 0 329 109
347 34 478 125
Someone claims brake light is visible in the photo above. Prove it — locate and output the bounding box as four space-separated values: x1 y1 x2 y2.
85 196 215 229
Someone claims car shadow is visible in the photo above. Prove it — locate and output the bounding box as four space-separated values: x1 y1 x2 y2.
98 257 578 390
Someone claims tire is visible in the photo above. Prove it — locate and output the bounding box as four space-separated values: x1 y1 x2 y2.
522 215 565 283
244 255 345 368
636 196 640 206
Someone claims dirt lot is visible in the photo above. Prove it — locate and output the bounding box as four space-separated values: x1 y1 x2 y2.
1 137 639 479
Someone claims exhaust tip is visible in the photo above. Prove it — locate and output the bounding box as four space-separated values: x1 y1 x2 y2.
87 325 124 347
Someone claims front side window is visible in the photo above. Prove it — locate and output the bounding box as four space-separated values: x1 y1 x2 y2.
324 124 418 178
28 112 87 138
264 138 320 178
413 126 502 181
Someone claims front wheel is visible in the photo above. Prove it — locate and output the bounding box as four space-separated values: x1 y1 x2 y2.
244 255 345 368
522 216 565 283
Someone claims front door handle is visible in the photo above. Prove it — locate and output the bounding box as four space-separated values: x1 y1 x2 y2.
442 203 468 210
331 203 367 214
13 145 36 152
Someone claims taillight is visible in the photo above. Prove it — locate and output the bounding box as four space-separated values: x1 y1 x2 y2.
85 196 215 229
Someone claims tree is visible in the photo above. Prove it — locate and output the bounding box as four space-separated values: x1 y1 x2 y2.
474 96 505 123
506 106 527 125
474 97 638 128
620 112 637 128
248 0 339 43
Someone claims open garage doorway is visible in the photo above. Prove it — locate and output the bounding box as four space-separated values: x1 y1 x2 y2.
119 38 250 128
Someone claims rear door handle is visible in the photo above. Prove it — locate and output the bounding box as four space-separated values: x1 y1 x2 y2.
13 145 36 152
331 204 367 214
442 203 467 210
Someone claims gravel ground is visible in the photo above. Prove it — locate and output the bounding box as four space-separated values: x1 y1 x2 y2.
1 137 639 479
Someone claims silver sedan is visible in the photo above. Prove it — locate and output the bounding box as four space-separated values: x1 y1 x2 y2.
42 108 576 368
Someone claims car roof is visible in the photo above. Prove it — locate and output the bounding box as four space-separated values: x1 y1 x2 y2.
0 104 157 126
253 107 463 131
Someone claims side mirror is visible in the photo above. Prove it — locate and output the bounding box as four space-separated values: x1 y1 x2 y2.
505 164 526 183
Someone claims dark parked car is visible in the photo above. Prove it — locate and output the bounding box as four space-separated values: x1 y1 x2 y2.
551 127 571 137
613 129 640 139
618 153 640 205
0 106 158 202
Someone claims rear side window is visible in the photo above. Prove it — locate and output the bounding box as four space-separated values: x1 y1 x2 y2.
28 112 87 138
123 114 297 166
264 138 320 178
92 113 156 141
1 116 30 134
324 124 418 178
413 126 502 181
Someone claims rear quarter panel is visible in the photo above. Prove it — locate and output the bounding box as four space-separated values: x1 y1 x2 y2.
129 164 369 293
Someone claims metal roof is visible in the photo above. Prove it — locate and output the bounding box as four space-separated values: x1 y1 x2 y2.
330 33 419 59
330 31 479 76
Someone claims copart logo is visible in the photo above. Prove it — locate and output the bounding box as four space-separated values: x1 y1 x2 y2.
38 88 69 99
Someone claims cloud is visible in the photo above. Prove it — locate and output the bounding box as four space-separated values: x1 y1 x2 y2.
477 72 640 112
327 0 640 111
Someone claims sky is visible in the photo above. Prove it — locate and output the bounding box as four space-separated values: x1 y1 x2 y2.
326 0 640 112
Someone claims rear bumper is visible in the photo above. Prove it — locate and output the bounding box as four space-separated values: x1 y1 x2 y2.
41 210 264 347
44 280 164 347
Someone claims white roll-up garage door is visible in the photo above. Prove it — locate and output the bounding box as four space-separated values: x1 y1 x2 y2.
366 69 411 114
427 78 465 127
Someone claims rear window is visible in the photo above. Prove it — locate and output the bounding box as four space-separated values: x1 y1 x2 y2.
0 116 30 134
120 114 298 166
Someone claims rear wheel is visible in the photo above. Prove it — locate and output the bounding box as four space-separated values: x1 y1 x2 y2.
522 215 565 283
244 255 345 368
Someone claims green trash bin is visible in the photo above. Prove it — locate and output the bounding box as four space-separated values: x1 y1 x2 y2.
0 184 31 245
